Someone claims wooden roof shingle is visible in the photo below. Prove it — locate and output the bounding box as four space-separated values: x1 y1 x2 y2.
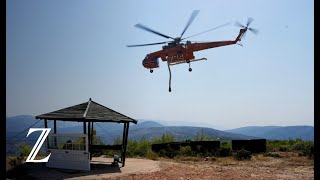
35 98 137 124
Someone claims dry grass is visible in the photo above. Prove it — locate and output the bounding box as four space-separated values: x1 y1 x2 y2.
285 156 314 166
6 153 314 179
216 156 239 166
254 154 272 161
108 155 314 180
174 156 203 162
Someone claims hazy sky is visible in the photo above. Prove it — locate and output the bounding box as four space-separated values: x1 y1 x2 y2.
6 0 314 129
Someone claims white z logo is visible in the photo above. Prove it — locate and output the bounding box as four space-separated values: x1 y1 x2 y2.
26 128 51 162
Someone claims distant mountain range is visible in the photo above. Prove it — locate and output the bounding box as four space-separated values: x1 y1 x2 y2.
6 115 254 144
226 126 314 141
6 115 314 154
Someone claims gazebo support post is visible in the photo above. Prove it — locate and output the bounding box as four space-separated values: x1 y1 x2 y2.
125 123 129 165
83 121 86 134
121 123 126 164
91 122 94 144
122 122 129 167
44 119 47 128
53 120 57 133
88 121 91 160
54 120 57 147
44 119 49 148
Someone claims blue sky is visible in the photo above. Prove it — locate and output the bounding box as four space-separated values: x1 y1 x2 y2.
6 0 314 129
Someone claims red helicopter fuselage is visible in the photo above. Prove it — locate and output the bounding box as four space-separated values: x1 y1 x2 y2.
142 28 246 69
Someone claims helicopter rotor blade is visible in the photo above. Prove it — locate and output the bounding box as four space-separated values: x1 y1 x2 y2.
235 21 245 28
180 10 200 38
247 17 254 26
181 40 210 43
248 27 259 34
134 23 174 39
182 22 231 40
126 41 169 47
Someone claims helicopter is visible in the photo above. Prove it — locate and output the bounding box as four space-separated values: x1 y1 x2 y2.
127 10 258 92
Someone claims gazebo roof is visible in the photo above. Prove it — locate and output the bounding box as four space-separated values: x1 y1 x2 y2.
35 98 137 124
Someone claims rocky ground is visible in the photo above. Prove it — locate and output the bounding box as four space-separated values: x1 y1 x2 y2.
108 155 314 180
6 154 314 180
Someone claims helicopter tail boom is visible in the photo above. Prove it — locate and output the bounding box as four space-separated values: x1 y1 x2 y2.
189 28 247 52
235 28 247 42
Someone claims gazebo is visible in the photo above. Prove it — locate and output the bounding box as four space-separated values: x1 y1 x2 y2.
35 98 137 171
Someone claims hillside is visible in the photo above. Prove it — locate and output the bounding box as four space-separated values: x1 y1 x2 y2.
226 126 314 141
6 115 314 152
6 115 255 146
127 126 256 141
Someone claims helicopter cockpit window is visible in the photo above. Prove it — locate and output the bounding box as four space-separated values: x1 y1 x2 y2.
153 57 159 66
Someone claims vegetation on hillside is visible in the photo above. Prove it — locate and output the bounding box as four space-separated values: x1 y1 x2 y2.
99 133 314 161
7 132 314 170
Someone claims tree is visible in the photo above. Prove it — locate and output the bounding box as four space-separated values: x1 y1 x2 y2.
194 129 206 141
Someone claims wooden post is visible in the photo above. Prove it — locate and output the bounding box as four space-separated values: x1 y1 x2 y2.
90 122 94 160
44 119 49 149
88 121 92 160
44 119 48 128
122 123 129 167
54 120 57 147
125 123 129 165
121 123 126 164
53 120 57 133
91 122 94 145
83 121 86 134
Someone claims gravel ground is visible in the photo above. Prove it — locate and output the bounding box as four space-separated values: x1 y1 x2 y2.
108 155 314 180
6 155 314 179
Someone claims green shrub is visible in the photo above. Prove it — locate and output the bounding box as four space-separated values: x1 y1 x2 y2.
145 150 158 160
152 133 176 144
154 145 178 158
216 147 231 157
8 154 24 168
19 144 32 156
221 141 232 148
179 146 193 156
233 149 252 160
303 142 314 158
164 144 178 158
291 142 305 151
279 145 288 152
157 149 167 157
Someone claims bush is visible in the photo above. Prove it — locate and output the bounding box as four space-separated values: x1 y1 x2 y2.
145 150 158 160
233 149 252 160
164 144 178 158
303 142 314 158
19 144 32 156
153 133 176 144
279 145 288 152
291 142 305 151
157 149 167 157
154 145 178 158
8 154 24 168
179 146 193 157
216 147 231 157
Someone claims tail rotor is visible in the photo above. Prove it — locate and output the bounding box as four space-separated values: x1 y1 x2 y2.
235 17 259 39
